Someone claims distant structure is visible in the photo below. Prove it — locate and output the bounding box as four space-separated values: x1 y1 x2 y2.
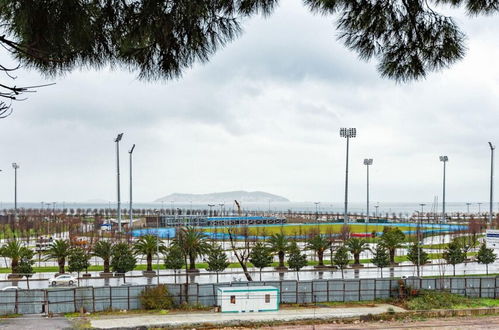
145 215 286 228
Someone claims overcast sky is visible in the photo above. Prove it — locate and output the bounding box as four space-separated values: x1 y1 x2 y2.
0 1 498 204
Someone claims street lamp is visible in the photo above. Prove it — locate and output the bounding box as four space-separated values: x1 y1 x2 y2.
375 203 379 218
340 127 357 224
219 202 225 217
439 156 448 223
466 202 471 214
208 204 215 216
129 144 136 230
488 142 495 225
12 163 19 216
363 158 373 222
115 133 124 232
478 202 482 214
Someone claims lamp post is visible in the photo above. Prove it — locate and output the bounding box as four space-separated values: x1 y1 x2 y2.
439 156 448 223
488 142 495 225
12 163 19 216
375 203 379 218
466 202 471 214
478 202 482 214
340 127 357 224
129 144 135 230
314 202 320 220
115 133 124 232
363 158 373 222
219 202 224 217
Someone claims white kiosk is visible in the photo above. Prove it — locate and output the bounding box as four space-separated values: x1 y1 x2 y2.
217 286 279 313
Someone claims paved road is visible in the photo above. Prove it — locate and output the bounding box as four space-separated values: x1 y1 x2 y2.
1 259 497 290
261 315 499 329
89 304 405 329
0 315 71 330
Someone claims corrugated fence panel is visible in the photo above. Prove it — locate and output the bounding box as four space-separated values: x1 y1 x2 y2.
17 289 44 314
0 291 16 315
47 288 76 314
93 286 111 312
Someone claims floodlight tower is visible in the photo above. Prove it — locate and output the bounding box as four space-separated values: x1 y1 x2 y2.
129 144 136 229
340 128 357 224
439 156 448 223
12 163 19 215
115 133 124 232
488 142 495 225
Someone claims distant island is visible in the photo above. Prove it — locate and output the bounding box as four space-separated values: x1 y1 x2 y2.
154 191 289 203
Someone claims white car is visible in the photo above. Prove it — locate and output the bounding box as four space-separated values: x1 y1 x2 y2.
48 274 77 286
1 286 20 291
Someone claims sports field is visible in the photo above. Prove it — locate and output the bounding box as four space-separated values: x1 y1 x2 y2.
201 222 466 237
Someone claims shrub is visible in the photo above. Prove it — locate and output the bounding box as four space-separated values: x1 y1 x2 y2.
139 285 173 310
405 290 469 310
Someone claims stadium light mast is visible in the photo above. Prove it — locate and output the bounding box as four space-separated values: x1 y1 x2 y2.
363 158 373 223
340 128 357 224
489 142 495 225
439 156 448 223
115 133 124 232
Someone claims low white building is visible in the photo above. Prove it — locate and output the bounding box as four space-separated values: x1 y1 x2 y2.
485 229 499 251
217 286 279 313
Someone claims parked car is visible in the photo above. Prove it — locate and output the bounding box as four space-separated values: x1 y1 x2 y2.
1 286 20 291
48 274 77 286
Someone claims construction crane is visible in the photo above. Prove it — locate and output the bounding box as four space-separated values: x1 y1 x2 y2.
234 200 242 216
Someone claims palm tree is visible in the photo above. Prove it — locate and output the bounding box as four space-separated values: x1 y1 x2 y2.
346 238 368 266
306 234 331 267
268 233 290 269
44 239 70 274
172 227 211 271
93 240 113 273
1 240 30 274
133 235 165 272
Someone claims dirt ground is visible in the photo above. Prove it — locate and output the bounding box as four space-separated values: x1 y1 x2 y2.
219 315 499 330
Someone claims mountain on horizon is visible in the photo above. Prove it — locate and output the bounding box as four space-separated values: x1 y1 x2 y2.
154 191 289 203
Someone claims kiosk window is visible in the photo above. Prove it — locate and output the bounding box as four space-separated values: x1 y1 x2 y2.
230 295 236 304
265 294 270 303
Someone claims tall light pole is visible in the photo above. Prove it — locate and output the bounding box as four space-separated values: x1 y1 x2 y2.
340 127 357 224
488 142 495 225
439 156 448 222
363 158 373 222
129 144 136 230
375 203 379 218
115 133 124 232
208 204 215 216
12 163 19 216
478 202 482 214
466 202 471 214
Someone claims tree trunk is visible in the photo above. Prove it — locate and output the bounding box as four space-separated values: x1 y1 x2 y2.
341 268 344 279
318 251 324 266
240 262 253 281
453 264 456 276
297 269 300 281
147 253 152 271
260 269 262 282
389 249 395 263
174 270 177 284
380 267 383 278
58 257 65 274
103 258 110 273
278 251 285 268
216 272 219 283
11 258 18 274
486 264 488 275
189 253 196 270
354 253 360 265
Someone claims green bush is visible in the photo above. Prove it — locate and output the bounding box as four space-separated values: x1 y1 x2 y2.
406 290 469 310
139 285 173 310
